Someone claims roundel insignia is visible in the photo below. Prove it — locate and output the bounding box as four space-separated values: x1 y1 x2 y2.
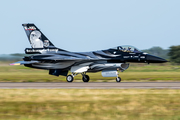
44 40 50 47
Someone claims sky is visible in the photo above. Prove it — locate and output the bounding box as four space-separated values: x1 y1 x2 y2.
0 0 180 54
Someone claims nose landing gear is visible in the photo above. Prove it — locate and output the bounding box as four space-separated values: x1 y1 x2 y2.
116 77 121 82
116 69 122 82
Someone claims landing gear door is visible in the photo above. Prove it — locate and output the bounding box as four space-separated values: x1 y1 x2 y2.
70 66 89 73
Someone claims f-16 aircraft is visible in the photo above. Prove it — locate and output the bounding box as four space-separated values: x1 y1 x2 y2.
10 23 168 82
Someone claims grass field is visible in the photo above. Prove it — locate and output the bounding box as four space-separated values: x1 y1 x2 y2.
0 89 180 120
0 62 180 120
0 62 180 82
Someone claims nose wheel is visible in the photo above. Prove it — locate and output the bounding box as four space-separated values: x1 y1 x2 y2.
116 77 121 82
116 70 121 82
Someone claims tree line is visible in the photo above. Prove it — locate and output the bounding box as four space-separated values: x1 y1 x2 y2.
168 45 180 64
142 45 180 64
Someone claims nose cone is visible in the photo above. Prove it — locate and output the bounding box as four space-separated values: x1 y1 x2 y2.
146 54 168 63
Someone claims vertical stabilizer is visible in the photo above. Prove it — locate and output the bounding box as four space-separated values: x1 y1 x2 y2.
22 23 55 48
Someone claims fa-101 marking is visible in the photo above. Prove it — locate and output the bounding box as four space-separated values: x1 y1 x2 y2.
10 23 167 82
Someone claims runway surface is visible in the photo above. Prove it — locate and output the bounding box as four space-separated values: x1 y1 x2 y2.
0 82 180 89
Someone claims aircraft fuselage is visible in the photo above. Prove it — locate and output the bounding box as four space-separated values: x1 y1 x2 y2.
10 23 168 82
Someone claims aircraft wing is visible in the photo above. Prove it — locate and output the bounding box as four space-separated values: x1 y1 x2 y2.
10 61 40 65
33 56 107 61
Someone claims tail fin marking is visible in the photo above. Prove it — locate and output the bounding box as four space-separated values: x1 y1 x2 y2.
22 23 55 48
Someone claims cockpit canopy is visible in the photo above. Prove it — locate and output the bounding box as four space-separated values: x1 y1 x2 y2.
110 45 142 53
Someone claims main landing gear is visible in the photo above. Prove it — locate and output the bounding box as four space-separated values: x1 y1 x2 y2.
66 72 90 82
66 75 74 82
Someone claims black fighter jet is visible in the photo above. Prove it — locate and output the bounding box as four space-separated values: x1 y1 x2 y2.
10 23 168 82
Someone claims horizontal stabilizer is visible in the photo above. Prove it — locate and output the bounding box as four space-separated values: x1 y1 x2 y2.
10 61 39 65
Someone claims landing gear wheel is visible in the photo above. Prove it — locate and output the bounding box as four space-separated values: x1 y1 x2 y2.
116 77 121 82
66 75 74 82
82 75 90 82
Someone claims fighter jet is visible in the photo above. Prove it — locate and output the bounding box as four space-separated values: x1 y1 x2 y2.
10 23 168 82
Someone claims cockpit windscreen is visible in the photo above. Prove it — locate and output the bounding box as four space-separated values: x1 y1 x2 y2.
111 45 142 53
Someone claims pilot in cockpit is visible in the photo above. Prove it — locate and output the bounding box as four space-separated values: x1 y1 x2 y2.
128 47 131 51
123 48 127 52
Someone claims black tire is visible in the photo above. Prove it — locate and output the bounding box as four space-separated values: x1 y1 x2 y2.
116 77 121 82
66 75 74 82
82 75 90 82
